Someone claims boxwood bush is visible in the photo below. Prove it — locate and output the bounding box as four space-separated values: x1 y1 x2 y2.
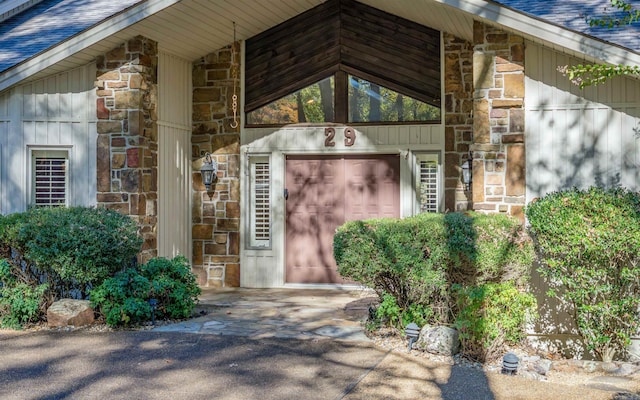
334 211 535 359
526 187 640 362
0 207 143 328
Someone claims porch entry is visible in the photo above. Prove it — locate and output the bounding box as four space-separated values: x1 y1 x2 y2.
285 154 400 284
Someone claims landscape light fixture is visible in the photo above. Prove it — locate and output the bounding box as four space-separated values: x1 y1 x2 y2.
405 322 421 351
502 352 519 375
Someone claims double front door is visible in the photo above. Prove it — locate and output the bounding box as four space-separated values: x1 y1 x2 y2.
285 154 400 284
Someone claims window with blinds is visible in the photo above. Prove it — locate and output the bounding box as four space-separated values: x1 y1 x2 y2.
415 153 439 213
32 150 68 207
249 156 271 248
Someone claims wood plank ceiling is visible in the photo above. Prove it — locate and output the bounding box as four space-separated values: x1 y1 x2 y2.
244 0 442 112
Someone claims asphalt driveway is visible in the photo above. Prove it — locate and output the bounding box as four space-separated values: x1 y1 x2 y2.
0 288 636 399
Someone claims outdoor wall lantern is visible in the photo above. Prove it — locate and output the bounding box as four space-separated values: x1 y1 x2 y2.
200 152 218 191
461 153 472 191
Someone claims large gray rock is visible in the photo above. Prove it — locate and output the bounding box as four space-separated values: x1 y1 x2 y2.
415 325 460 356
47 299 94 327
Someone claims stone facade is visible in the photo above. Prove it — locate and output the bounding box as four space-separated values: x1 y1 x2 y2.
191 43 241 287
443 33 474 212
470 22 526 220
95 36 159 261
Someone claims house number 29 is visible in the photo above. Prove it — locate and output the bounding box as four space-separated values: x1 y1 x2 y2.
324 127 356 147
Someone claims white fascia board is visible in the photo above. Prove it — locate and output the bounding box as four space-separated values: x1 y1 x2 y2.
0 0 43 23
435 0 640 67
0 0 181 93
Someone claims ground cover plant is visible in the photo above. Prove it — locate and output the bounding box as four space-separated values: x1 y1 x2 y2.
526 186 640 362
334 211 536 361
90 255 201 327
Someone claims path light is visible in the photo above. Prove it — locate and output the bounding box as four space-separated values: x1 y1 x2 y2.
405 323 421 351
149 298 158 325
200 152 218 191
502 352 519 375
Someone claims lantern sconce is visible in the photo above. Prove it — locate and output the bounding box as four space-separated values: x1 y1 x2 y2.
461 152 472 191
200 152 218 191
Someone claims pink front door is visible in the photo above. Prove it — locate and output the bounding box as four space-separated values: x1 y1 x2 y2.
285 154 400 284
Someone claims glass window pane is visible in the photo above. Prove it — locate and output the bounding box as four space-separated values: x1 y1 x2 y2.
348 75 440 123
246 76 334 125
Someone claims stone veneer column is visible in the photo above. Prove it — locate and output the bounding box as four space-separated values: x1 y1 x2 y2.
191 43 241 287
471 22 526 220
95 36 159 261
443 33 475 211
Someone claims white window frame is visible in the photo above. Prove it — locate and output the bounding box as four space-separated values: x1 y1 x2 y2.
28 147 71 207
247 154 272 249
414 152 441 214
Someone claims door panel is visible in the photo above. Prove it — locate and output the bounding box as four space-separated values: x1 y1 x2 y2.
285 155 399 284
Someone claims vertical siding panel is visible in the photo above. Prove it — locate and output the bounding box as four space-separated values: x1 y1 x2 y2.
22 84 34 120
35 121 47 144
34 80 46 120
157 52 192 260
59 72 70 120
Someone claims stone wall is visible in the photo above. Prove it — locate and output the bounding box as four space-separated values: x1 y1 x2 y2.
471 22 526 220
443 33 475 212
95 36 159 262
191 43 241 287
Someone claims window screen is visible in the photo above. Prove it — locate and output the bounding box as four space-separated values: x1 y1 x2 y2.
32 150 68 207
248 156 271 248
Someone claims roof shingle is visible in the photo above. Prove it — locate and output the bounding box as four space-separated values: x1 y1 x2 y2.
494 0 640 53
0 0 144 73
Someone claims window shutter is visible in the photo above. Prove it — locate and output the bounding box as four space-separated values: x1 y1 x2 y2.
34 156 67 206
417 159 438 213
249 157 271 247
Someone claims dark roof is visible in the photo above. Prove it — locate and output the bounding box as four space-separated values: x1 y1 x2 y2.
0 0 144 73
494 0 640 53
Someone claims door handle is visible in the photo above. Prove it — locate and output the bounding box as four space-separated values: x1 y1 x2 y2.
284 188 289 200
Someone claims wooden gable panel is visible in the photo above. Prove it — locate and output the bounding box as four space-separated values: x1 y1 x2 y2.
245 0 341 112
245 0 441 112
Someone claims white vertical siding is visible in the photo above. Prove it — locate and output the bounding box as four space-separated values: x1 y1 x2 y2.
526 42 640 202
157 51 192 260
0 63 96 214
526 42 640 347
240 124 444 287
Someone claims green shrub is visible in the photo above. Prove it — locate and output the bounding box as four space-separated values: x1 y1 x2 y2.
91 255 200 327
526 187 640 362
0 260 49 329
0 207 142 299
334 212 534 326
454 282 536 362
335 214 450 322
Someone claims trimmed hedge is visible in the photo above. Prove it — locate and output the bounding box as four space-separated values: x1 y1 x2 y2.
0 207 143 328
526 187 640 362
334 211 535 360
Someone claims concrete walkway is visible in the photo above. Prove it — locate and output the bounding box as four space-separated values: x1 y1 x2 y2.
1 287 638 399
152 287 375 341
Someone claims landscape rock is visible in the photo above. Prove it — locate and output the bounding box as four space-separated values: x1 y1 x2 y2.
415 325 460 356
47 299 94 327
534 359 553 375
